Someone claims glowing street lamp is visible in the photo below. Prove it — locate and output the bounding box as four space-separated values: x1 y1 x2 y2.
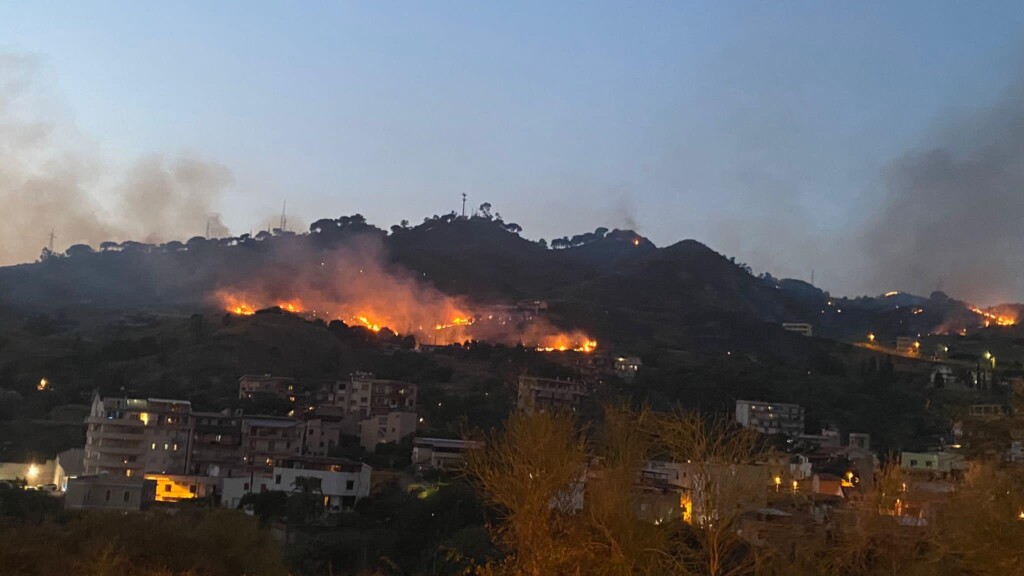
867 333 875 343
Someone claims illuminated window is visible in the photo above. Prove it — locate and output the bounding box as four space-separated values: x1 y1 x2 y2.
151 443 157 450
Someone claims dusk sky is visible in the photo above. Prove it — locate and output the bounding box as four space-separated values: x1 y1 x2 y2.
3 2 1024 303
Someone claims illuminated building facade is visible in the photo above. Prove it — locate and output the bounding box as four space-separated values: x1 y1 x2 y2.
84 393 192 477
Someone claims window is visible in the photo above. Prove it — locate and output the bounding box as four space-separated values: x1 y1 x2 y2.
269 441 276 451
164 484 172 492
275 474 282 485
151 443 157 450
910 459 918 466
925 461 933 468
243 483 250 491
346 480 354 490
123 490 131 503
105 489 111 502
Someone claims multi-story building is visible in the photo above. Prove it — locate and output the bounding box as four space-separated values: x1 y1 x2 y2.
317 372 417 418
517 376 590 413
221 456 372 510
240 416 302 470
189 410 244 477
65 475 157 511
302 417 345 457
359 411 418 451
84 393 193 477
238 374 299 402
735 400 805 437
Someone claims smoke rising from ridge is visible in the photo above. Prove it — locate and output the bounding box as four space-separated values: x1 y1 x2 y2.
861 82 1024 304
0 53 232 265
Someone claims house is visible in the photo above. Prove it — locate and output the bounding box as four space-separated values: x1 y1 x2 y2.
65 475 157 511
613 356 643 382
84 393 193 477
517 376 590 414
735 400 805 437
221 456 372 510
895 336 920 356
412 437 483 470
359 411 418 451
320 373 417 419
900 451 966 479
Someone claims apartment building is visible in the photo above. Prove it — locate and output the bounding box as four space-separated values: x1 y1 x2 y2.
735 399 805 437
517 375 590 413
238 374 299 402
84 393 193 477
241 417 303 470
359 411 418 451
189 411 244 477
412 437 483 470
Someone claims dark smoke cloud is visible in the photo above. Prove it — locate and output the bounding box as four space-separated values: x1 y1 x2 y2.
0 53 232 265
862 82 1024 304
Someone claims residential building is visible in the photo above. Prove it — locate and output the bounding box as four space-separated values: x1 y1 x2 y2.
359 411 418 451
781 323 814 337
189 411 244 477
238 374 299 402
900 451 966 479
144 474 220 502
84 393 192 477
517 376 590 413
614 356 643 382
64 475 157 511
221 456 372 510
735 400 805 437
0 459 57 487
302 417 345 457
412 437 483 470
320 373 417 418
241 416 302 470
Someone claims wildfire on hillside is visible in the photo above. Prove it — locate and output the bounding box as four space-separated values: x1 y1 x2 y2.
968 306 1016 327
214 290 597 352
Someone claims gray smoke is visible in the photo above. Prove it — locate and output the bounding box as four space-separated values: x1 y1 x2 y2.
0 53 232 265
862 82 1024 304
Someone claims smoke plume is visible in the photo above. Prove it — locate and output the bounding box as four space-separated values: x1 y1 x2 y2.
0 53 232 265
213 235 595 350
862 82 1024 304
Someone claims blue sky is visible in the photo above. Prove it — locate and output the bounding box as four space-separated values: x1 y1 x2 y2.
2 2 1023 299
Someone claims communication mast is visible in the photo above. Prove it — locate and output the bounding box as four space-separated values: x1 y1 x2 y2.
280 201 288 232
461 193 467 218
48 229 55 251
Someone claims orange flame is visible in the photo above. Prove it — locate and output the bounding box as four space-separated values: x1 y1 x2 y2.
969 306 1016 327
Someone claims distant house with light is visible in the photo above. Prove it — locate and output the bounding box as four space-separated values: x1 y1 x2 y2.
895 336 920 356
221 456 371 511
144 474 220 502
412 437 483 470
65 475 157 511
735 400 805 437
781 323 813 337
614 356 643 382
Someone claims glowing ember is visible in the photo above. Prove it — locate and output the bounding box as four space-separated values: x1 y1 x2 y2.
435 316 475 330
884 291 899 297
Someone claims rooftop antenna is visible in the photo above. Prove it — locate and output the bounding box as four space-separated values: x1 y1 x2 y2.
461 193 467 218
280 200 287 232
48 229 55 251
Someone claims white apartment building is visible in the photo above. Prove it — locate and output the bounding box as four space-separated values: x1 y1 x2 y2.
84 393 193 477
221 456 372 510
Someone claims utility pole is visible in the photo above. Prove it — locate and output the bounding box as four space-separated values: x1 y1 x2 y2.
48 229 55 251
205 219 210 238
461 193 467 218
280 200 288 232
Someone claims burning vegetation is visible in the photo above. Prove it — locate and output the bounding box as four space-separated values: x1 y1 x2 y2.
211 243 597 352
